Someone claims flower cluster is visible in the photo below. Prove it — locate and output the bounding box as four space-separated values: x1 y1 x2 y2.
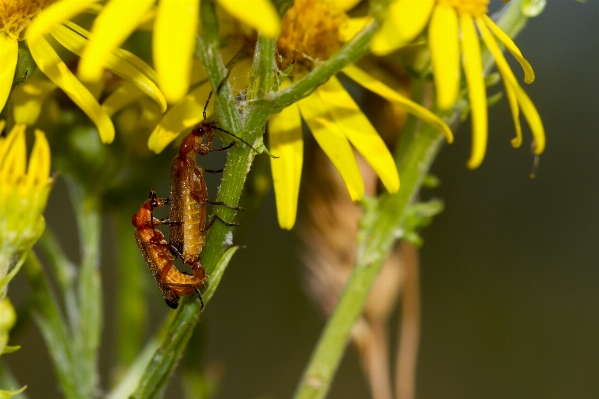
0 0 548 396
372 0 544 168
2 0 544 231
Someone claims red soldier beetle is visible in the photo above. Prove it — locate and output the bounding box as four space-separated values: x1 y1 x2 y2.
132 190 208 309
168 81 260 269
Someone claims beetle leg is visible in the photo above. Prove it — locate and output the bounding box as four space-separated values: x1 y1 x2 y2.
204 214 239 231
207 200 244 211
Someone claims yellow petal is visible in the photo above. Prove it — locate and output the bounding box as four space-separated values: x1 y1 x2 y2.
26 130 51 187
371 7 403 55
429 4 460 110
483 14 535 84
513 84 544 154
102 81 145 117
26 0 100 41
477 17 545 155
0 124 27 180
298 93 364 201
477 19 522 148
154 0 199 104
372 0 434 55
340 17 373 42
12 72 57 125
54 22 167 112
268 102 303 230
68 21 161 87
394 0 435 41
147 82 214 153
342 65 453 142
79 0 155 82
460 14 487 169
333 0 362 12
218 0 280 38
0 33 18 113
190 59 209 85
137 7 157 31
316 77 399 193
28 37 115 143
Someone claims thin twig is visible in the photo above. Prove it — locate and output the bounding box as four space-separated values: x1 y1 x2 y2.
395 242 420 399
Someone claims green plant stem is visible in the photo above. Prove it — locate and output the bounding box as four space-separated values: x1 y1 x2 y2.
293 2 532 398
0 360 28 399
249 34 277 100
293 112 445 399
133 15 385 398
255 22 376 116
66 178 103 398
38 230 79 337
23 252 79 399
106 338 159 399
131 248 239 398
115 212 148 369
196 0 240 137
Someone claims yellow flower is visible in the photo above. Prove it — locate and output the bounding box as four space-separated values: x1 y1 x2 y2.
147 0 452 230
268 0 453 229
1 0 167 144
371 0 545 169
0 122 54 296
65 0 280 105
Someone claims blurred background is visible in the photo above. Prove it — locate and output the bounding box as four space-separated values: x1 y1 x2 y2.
6 1 599 398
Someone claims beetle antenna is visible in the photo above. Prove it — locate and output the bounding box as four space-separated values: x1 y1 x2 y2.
203 45 247 121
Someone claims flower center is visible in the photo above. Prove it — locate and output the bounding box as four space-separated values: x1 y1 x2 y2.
437 0 489 17
0 0 55 41
276 0 347 75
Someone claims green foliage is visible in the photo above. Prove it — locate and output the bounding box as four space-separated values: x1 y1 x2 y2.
4 1 536 398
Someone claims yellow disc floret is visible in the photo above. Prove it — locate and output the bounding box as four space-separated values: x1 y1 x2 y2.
0 0 55 41
276 0 348 74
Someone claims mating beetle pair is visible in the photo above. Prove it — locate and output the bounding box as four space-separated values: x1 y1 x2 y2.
132 99 253 309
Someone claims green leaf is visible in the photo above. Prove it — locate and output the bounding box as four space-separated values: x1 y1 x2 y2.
202 246 241 303
0 385 26 399
1 346 20 355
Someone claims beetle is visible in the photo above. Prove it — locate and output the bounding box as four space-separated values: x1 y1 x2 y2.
132 190 208 309
168 88 256 269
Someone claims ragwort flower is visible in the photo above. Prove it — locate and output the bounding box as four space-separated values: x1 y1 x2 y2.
71 0 280 105
2 0 167 143
146 0 453 230
268 0 453 229
0 122 53 297
371 0 545 169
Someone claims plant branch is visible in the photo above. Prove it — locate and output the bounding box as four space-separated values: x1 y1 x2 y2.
258 22 376 114
292 1 533 398
134 13 389 399
37 230 79 338
293 119 445 399
23 252 79 399
66 178 103 398
114 211 148 369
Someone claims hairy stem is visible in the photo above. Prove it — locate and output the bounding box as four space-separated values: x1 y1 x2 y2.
134 13 394 399
66 178 103 398
293 1 531 398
